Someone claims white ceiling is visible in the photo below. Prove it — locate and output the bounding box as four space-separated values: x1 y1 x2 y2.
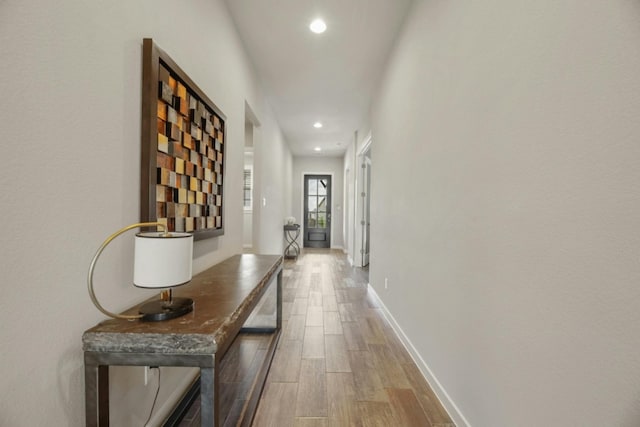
224 0 413 157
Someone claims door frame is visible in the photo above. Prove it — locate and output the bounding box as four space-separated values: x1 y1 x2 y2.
353 135 372 267
244 100 261 252
300 171 335 249
361 154 371 266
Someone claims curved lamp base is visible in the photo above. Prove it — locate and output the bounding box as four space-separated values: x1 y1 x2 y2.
139 297 194 322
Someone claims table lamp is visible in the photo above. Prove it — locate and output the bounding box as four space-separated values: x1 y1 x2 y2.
87 222 194 321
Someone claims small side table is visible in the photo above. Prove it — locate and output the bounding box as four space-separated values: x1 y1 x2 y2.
284 224 300 259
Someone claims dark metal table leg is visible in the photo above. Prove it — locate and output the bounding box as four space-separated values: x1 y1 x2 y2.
98 366 109 426
85 361 98 427
200 366 216 426
277 269 282 329
84 361 109 427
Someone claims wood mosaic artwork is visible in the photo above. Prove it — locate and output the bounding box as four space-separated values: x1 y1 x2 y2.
141 39 226 240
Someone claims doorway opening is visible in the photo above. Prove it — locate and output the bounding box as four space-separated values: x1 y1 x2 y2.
243 102 260 252
361 147 371 266
353 135 372 270
303 174 332 248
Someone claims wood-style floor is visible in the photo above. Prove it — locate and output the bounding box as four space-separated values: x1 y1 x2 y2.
254 249 454 427
180 249 455 427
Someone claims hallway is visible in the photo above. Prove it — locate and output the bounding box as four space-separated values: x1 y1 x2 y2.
255 249 453 426
180 249 454 426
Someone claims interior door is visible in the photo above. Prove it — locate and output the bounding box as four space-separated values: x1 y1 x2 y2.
304 175 331 248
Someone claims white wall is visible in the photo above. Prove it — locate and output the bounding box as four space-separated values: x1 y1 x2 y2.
292 156 344 249
253 105 293 255
0 0 290 425
370 1 640 426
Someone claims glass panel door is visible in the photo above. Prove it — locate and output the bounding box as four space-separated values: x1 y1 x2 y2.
303 175 331 248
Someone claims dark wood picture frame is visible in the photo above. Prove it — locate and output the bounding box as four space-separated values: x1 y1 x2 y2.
141 38 226 240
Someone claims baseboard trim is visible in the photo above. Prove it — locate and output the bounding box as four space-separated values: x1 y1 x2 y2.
367 284 471 427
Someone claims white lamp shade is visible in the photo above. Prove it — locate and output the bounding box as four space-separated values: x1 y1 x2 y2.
133 232 193 288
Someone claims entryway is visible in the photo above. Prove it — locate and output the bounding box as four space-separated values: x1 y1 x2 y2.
303 174 331 248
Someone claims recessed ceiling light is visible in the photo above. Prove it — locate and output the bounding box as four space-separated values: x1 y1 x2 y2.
313 122 323 128
314 147 322 152
309 18 327 34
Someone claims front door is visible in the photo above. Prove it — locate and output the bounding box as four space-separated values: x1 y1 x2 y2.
303 175 331 248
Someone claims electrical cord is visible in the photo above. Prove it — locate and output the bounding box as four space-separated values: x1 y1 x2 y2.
144 367 161 427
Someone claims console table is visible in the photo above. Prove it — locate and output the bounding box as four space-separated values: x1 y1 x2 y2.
283 224 300 259
83 254 283 427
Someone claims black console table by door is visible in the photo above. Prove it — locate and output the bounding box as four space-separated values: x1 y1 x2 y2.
83 254 283 427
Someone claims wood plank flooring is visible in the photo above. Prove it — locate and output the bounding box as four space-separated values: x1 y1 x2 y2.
177 249 454 427
252 249 454 427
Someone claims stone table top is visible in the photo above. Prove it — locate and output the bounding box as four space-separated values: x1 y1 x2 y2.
82 254 282 356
